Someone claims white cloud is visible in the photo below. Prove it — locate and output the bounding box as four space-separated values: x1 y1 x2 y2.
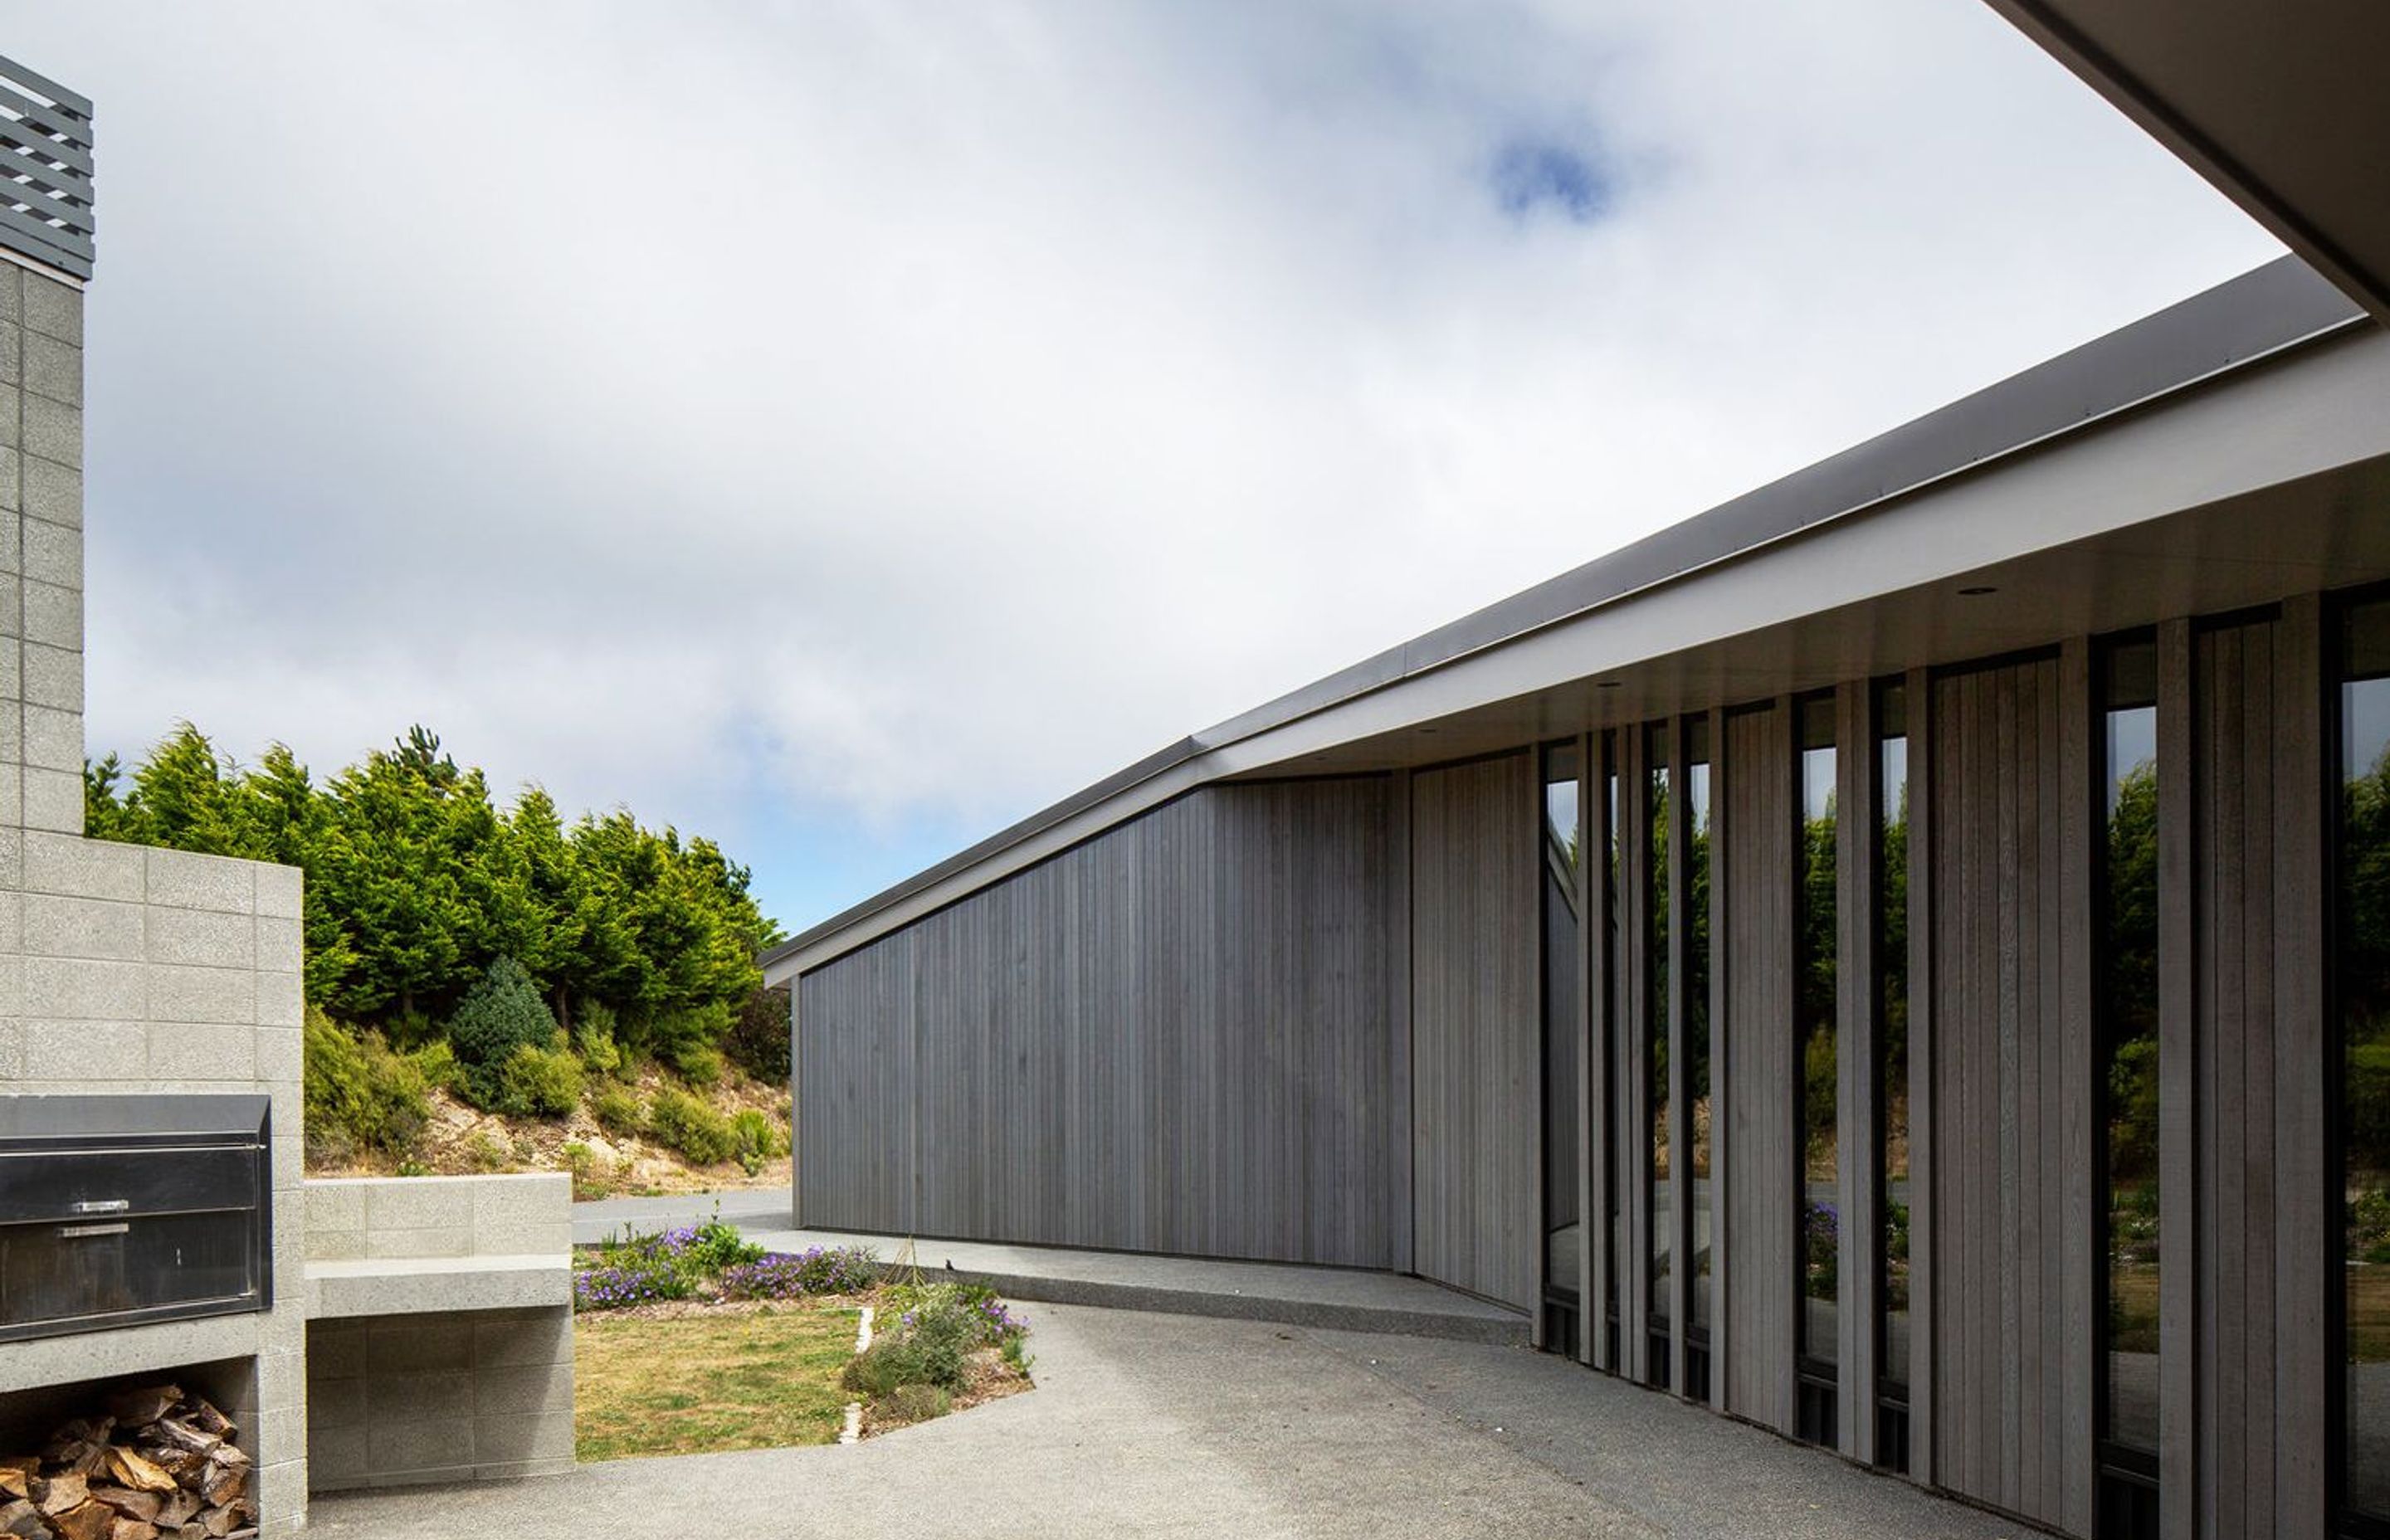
2 0 2276 920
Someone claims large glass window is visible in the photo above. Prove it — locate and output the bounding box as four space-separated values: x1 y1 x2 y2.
1606 750 1623 1365
1647 723 1673 1386
2097 639 2161 1479
1542 740 1583 1352
1876 682 1911 1458
1797 694 1839 1440
2339 599 2390 1524
1686 719 1714 1376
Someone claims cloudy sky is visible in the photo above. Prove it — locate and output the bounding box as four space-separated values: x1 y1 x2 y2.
2 1 2275 933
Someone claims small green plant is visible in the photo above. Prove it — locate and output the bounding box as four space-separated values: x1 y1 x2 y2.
573 1016 622 1079
407 1039 464 1094
729 1109 788 1175
396 1157 430 1177
562 1141 611 1200
498 1040 585 1118
843 1331 964 1397
670 1040 725 1089
650 1086 736 1165
593 1084 646 1139
871 1383 950 1425
448 957 563 1109
845 1282 1026 1396
302 1009 429 1160
463 1130 510 1173
683 1205 767 1271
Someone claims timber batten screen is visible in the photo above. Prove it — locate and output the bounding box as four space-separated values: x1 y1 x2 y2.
789 588 2375 1540
1410 753 1539 1310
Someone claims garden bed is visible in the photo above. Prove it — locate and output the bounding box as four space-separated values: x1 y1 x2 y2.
572 1220 1033 1458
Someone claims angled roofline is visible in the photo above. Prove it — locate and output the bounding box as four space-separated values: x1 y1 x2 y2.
764 255 2369 976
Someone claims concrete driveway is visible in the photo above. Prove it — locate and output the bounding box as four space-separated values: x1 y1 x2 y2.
309 1302 2047 1539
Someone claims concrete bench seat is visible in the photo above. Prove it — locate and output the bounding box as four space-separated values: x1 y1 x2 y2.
298 1174 575 1493
304 1251 571 1320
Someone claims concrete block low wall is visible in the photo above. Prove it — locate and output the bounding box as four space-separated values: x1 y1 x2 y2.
302 1172 573 1264
305 1307 575 1491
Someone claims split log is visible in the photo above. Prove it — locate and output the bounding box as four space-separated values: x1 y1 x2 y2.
42 1420 113 1460
144 1421 220 1459
52 1500 117 1540
180 1404 231 1443
51 1444 112 1479
103 1390 181 1430
104 1450 177 1495
38 1469 90 1513
0 1499 46 1539
154 1490 200 1528
0 1473 22 1503
198 1465 246 1509
90 1485 160 1522
139 1449 203 1484
108 1517 159 1540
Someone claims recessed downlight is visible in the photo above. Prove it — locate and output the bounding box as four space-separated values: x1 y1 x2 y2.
1596 680 1622 690
1958 584 1998 596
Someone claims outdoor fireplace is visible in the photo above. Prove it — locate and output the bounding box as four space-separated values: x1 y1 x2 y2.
0 1097 273 1346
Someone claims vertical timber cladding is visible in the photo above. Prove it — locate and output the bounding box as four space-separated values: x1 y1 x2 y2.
1926 654 2095 1533
799 928 919 1235
2181 607 2329 1536
1410 752 1539 1310
795 777 1402 1267
1721 699 1796 1433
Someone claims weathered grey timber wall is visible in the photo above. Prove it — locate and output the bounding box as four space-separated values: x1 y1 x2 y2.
797 777 1402 1267
791 592 2356 1540
2183 609 2329 1538
1721 700 1796 1434
1408 753 1538 1309
1925 655 2095 1533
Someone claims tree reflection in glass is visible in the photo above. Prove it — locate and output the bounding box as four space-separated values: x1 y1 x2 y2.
1798 698 1838 1373
1878 685 1910 1395
2100 640 2159 1456
2341 600 2390 1521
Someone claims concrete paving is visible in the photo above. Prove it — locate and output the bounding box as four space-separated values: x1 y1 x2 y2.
571 1187 793 1244
308 1301 2051 1540
573 1192 1528 1345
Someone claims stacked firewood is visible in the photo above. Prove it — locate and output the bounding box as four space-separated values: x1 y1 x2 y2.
0 1386 256 1540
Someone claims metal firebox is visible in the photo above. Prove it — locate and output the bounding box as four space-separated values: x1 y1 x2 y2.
0 1095 272 1344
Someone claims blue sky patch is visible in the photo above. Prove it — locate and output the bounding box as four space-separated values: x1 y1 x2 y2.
1490 138 1613 224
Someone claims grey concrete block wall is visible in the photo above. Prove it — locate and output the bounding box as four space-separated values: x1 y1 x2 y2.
303 1173 575 1264
0 264 86 839
0 834 312 1530
0 259 315 1534
305 1309 575 1491
301 1173 576 1321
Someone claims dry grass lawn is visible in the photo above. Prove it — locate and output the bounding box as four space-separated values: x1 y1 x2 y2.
575 1303 859 1462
